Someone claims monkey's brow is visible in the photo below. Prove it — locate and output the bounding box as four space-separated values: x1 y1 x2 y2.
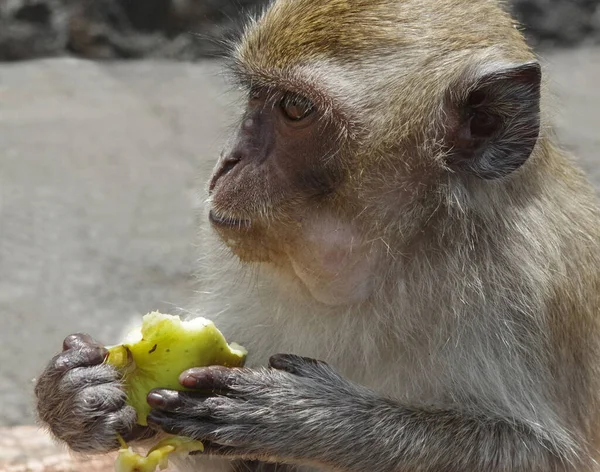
228 61 320 101
234 69 335 108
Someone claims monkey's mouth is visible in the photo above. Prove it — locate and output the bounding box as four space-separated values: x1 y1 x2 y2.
209 210 251 229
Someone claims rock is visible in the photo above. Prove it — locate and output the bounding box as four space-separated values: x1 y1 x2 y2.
0 0 269 61
0 0 68 60
2 0 600 61
512 0 600 47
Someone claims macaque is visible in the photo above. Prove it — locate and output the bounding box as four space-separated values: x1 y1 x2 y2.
35 0 600 471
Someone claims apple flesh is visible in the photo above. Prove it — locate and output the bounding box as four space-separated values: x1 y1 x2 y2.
114 437 205 472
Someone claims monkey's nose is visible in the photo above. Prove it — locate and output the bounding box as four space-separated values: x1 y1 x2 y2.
209 154 242 193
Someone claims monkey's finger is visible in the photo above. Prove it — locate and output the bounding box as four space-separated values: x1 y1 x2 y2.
179 366 240 391
50 346 108 374
147 389 181 411
146 389 211 412
62 333 103 351
146 411 221 439
269 354 328 376
122 423 156 443
145 411 183 435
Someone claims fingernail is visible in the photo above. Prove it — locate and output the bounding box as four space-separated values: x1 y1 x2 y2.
147 391 165 407
179 373 198 388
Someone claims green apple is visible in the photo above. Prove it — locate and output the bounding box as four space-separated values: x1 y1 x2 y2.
106 311 247 426
105 312 246 472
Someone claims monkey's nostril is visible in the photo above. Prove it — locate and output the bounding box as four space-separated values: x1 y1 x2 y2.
209 155 242 193
221 157 240 177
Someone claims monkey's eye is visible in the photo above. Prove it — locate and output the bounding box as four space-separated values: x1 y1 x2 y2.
280 93 315 121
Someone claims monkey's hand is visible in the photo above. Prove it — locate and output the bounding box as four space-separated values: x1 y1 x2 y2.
145 354 371 465
35 334 155 453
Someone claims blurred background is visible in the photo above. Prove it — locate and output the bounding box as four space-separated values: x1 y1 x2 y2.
1 0 599 470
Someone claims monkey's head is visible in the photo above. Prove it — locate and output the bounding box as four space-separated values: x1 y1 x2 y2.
207 0 542 306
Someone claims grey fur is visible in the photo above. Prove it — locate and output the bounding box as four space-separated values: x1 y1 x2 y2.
34 342 149 452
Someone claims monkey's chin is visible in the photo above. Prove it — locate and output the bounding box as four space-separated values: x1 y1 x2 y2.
218 236 275 264
209 211 276 263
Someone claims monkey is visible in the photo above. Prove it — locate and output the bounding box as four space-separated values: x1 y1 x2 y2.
34 0 600 471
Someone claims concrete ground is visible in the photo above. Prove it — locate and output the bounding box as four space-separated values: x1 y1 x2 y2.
0 47 599 428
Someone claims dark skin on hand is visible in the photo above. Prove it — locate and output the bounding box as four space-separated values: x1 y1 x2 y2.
146 355 331 459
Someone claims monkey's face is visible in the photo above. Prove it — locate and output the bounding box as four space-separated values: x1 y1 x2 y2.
208 87 348 260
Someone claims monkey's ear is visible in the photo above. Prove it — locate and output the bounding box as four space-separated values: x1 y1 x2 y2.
446 61 541 180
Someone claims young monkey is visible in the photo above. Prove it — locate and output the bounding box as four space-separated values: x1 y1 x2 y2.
35 0 600 471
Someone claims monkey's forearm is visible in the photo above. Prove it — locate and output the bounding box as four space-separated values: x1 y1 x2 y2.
303 398 572 472
146 359 579 471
